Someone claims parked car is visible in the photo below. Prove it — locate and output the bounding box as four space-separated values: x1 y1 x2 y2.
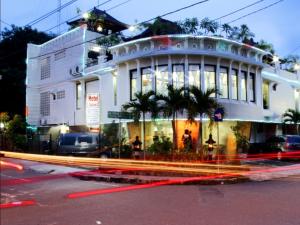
57 133 112 157
248 135 300 160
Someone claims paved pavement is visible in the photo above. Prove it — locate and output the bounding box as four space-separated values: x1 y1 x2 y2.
1 158 300 225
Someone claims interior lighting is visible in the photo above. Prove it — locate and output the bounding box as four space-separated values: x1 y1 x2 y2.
128 25 136 32
294 63 300 71
82 12 89 19
97 25 103 32
273 55 279 63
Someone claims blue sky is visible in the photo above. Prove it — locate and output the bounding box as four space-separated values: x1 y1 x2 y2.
1 0 299 56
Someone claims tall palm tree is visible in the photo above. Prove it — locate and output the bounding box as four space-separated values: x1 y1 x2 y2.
238 24 254 42
221 23 232 38
256 39 275 54
283 109 300 134
186 86 220 152
122 91 157 155
200 17 219 35
156 85 187 150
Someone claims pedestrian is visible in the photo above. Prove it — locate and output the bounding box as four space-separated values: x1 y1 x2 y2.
132 136 142 159
182 129 192 152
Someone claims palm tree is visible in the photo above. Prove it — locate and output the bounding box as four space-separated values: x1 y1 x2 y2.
228 26 240 40
200 17 219 35
283 109 300 134
221 23 232 38
256 40 275 54
122 91 157 156
186 86 220 153
156 85 187 150
238 24 254 42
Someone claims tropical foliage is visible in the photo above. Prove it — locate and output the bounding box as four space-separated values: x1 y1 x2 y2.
283 109 300 134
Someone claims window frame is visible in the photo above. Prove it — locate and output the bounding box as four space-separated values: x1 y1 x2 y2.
219 66 229 99
130 69 138 101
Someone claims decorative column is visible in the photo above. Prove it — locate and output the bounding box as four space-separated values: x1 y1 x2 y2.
216 58 221 99
184 55 189 89
238 62 242 101
200 55 205 91
168 55 172 85
151 57 155 91
136 59 141 92
228 60 233 100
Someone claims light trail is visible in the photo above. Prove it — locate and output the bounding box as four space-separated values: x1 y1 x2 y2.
0 160 24 171
67 164 300 199
0 200 36 209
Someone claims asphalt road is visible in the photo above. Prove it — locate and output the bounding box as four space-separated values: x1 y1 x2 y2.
1 158 300 225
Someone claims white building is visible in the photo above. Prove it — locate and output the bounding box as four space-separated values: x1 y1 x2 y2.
26 16 300 150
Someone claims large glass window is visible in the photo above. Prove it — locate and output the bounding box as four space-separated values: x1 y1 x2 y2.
141 67 153 93
188 65 200 89
172 65 185 89
204 65 216 97
249 73 255 102
219 67 229 99
231 69 238 100
156 65 169 95
263 81 270 109
241 71 247 101
130 70 137 100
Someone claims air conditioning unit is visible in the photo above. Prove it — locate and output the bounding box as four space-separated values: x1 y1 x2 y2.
40 118 47 126
69 65 83 77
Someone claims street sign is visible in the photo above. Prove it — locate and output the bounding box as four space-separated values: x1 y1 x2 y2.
107 111 133 119
214 108 224 122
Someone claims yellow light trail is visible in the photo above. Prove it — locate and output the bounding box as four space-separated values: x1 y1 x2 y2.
0 151 252 175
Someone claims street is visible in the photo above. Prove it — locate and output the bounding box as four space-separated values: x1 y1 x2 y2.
1 158 300 225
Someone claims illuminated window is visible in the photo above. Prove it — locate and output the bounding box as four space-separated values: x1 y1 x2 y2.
231 69 238 100
130 70 138 100
249 73 255 102
219 67 228 99
141 67 153 93
263 81 270 109
156 65 169 95
204 65 216 97
172 65 185 89
76 83 82 109
241 71 247 101
188 65 200 89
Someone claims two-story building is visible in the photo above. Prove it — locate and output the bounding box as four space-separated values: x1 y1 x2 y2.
26 10 300 150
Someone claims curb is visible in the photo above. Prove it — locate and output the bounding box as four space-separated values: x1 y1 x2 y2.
70 173 250 185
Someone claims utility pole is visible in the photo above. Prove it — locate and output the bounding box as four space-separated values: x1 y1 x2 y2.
57 0 61 35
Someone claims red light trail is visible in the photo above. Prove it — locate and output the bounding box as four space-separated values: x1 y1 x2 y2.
0 200 36 209
0 160 24 171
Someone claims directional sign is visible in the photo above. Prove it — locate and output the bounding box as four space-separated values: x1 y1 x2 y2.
107 111 133 119
214 108 224 122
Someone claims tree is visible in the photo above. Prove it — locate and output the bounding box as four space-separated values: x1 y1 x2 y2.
0 25 54 116
280 55 300 73
186 86 220 153
6 114 27 150
221 23 232 38
179 18 199 34
283 109 300 134
228 26 240 40
122 91 157 155
200 17 219 35
156 85 187 150
255 39 275 54
238 24 254 42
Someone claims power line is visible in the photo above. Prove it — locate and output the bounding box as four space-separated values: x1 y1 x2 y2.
25 0 79 27
29 0 210 60
213 0 265 21
227 0 284 24
43 0 114 33
106 0 132 11
0 19 11 27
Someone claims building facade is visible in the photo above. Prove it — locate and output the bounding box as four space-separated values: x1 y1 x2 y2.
26 26 300 149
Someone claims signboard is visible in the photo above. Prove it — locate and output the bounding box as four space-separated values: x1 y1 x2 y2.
107 111 133 119
214 108 224 122
86 93 100 126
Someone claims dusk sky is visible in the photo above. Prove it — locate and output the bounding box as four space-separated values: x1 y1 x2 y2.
1 0 299 57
